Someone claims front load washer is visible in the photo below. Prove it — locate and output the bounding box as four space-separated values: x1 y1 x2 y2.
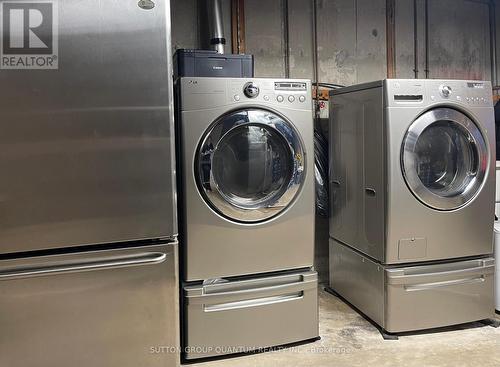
329 79 496 333
176 77 318 359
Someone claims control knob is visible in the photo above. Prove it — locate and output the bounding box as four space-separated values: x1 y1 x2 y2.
243 82 260 98
439 85 452 98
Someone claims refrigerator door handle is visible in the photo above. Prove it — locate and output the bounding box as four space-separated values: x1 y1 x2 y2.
185 278 317 306
404 276 485 292
0 252 167 280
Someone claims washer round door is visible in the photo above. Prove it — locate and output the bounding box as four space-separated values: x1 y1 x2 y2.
196 108 306 223
401 107 489 211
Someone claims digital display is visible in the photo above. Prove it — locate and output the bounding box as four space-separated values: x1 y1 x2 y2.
467 82 485 89
275 82 307 91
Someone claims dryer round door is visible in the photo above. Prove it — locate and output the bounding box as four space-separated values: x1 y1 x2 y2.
401 107 489 211
196 108 306 223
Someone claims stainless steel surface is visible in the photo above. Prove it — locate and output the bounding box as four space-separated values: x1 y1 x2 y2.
401 107 488 211
178 77 314 281
0 242 180 367
330 79 495 264
183 270 318 359
0 0 177 254
329 84 386 261
385 79 495 263
329 239 385 327
206 0 225 54
197 109 306 223
0 251 166 280
330 239 495 333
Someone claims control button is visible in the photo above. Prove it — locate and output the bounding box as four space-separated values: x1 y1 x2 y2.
234 95 240 101
475 97 480 102
263 95 270 101
243 82 260 98
430 95 436 101
439 85 452 98
288 95 295 103
299 95 306 103
456 96 462 101
277 95 284 102
466 97 470 102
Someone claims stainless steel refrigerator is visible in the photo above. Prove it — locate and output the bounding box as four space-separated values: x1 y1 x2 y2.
0 1 179 366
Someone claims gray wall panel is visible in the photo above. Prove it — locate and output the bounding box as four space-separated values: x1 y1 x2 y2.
171 0 199 50
355 0 386 83
289 0 314 79
316 0 357 85
395 0 415 78
171 0 497 84
245 0 285 77
316 0 385 85
495 0 500 85
428 0 490 80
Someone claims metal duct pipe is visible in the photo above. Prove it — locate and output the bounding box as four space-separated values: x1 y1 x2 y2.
206 0 226 54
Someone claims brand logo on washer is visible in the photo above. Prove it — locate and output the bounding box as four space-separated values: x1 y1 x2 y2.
243 82 259 98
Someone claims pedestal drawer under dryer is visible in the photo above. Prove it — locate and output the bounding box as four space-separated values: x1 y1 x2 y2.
183 270 318 360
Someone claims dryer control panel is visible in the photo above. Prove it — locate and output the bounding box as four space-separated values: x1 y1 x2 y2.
385 79 493 108
229 79 310 108
179 77 312 112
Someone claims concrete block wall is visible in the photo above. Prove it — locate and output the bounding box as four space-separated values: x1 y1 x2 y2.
172 0 500 85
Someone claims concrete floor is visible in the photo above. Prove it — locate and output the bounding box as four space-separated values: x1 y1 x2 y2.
190 289 500 367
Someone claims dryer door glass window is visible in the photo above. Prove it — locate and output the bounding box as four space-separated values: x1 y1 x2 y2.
402 108 488 211
197 109 306 223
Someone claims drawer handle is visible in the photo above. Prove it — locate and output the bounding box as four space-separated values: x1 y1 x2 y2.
186 278 317 305
387 262 495 285
404 276 485 292
0 252 167 280
204 292 303 312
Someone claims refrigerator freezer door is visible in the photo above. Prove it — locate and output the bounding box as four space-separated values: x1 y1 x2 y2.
0 0 177 254
0 243 179 367
183 270 318 360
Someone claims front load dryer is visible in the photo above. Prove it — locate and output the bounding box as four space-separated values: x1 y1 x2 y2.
176 77 318 359
329 79 495 333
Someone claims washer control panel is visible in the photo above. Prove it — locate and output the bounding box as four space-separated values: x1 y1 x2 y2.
386 79 493 108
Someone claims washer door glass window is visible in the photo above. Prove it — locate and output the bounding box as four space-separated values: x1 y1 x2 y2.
197 109 305 222
402 108 488 211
